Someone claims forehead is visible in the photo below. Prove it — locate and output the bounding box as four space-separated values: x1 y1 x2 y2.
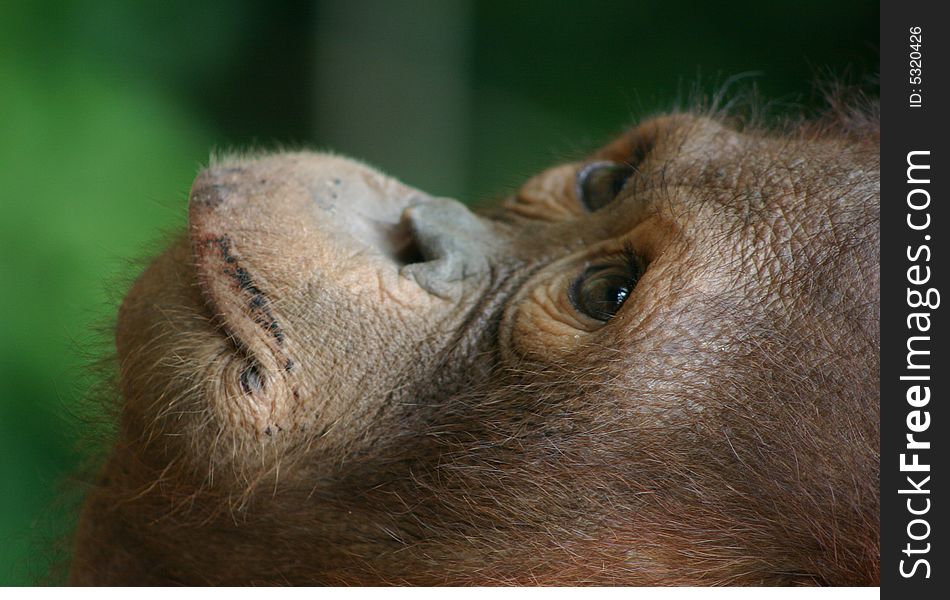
628 118 873 275
600 115 878 227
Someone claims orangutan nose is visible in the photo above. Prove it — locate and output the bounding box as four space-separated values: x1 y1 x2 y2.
188 153 500 300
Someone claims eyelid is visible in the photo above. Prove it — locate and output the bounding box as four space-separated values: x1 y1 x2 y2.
580 243 644 282
620 241 642 273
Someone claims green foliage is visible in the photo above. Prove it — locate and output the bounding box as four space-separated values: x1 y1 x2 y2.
1 0 213 583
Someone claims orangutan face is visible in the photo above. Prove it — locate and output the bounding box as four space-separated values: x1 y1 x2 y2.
72 110 880 585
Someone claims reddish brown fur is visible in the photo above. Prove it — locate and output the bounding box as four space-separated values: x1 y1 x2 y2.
70 97 880 586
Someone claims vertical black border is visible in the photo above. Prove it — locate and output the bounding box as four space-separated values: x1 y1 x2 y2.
881 0 946 594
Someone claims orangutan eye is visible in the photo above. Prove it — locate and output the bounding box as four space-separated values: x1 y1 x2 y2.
575 161 634 212
570 250 643 322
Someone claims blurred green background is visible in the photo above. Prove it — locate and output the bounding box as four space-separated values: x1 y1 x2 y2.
1 0 876 584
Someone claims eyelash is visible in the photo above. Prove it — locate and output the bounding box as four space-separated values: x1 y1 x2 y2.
619 241 641 275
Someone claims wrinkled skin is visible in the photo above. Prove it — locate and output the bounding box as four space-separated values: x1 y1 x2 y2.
71 110 880 585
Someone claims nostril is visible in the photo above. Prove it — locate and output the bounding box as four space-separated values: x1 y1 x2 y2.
388 220 426 266
343 211 428 267
396 199 495 297
364 214 430 267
